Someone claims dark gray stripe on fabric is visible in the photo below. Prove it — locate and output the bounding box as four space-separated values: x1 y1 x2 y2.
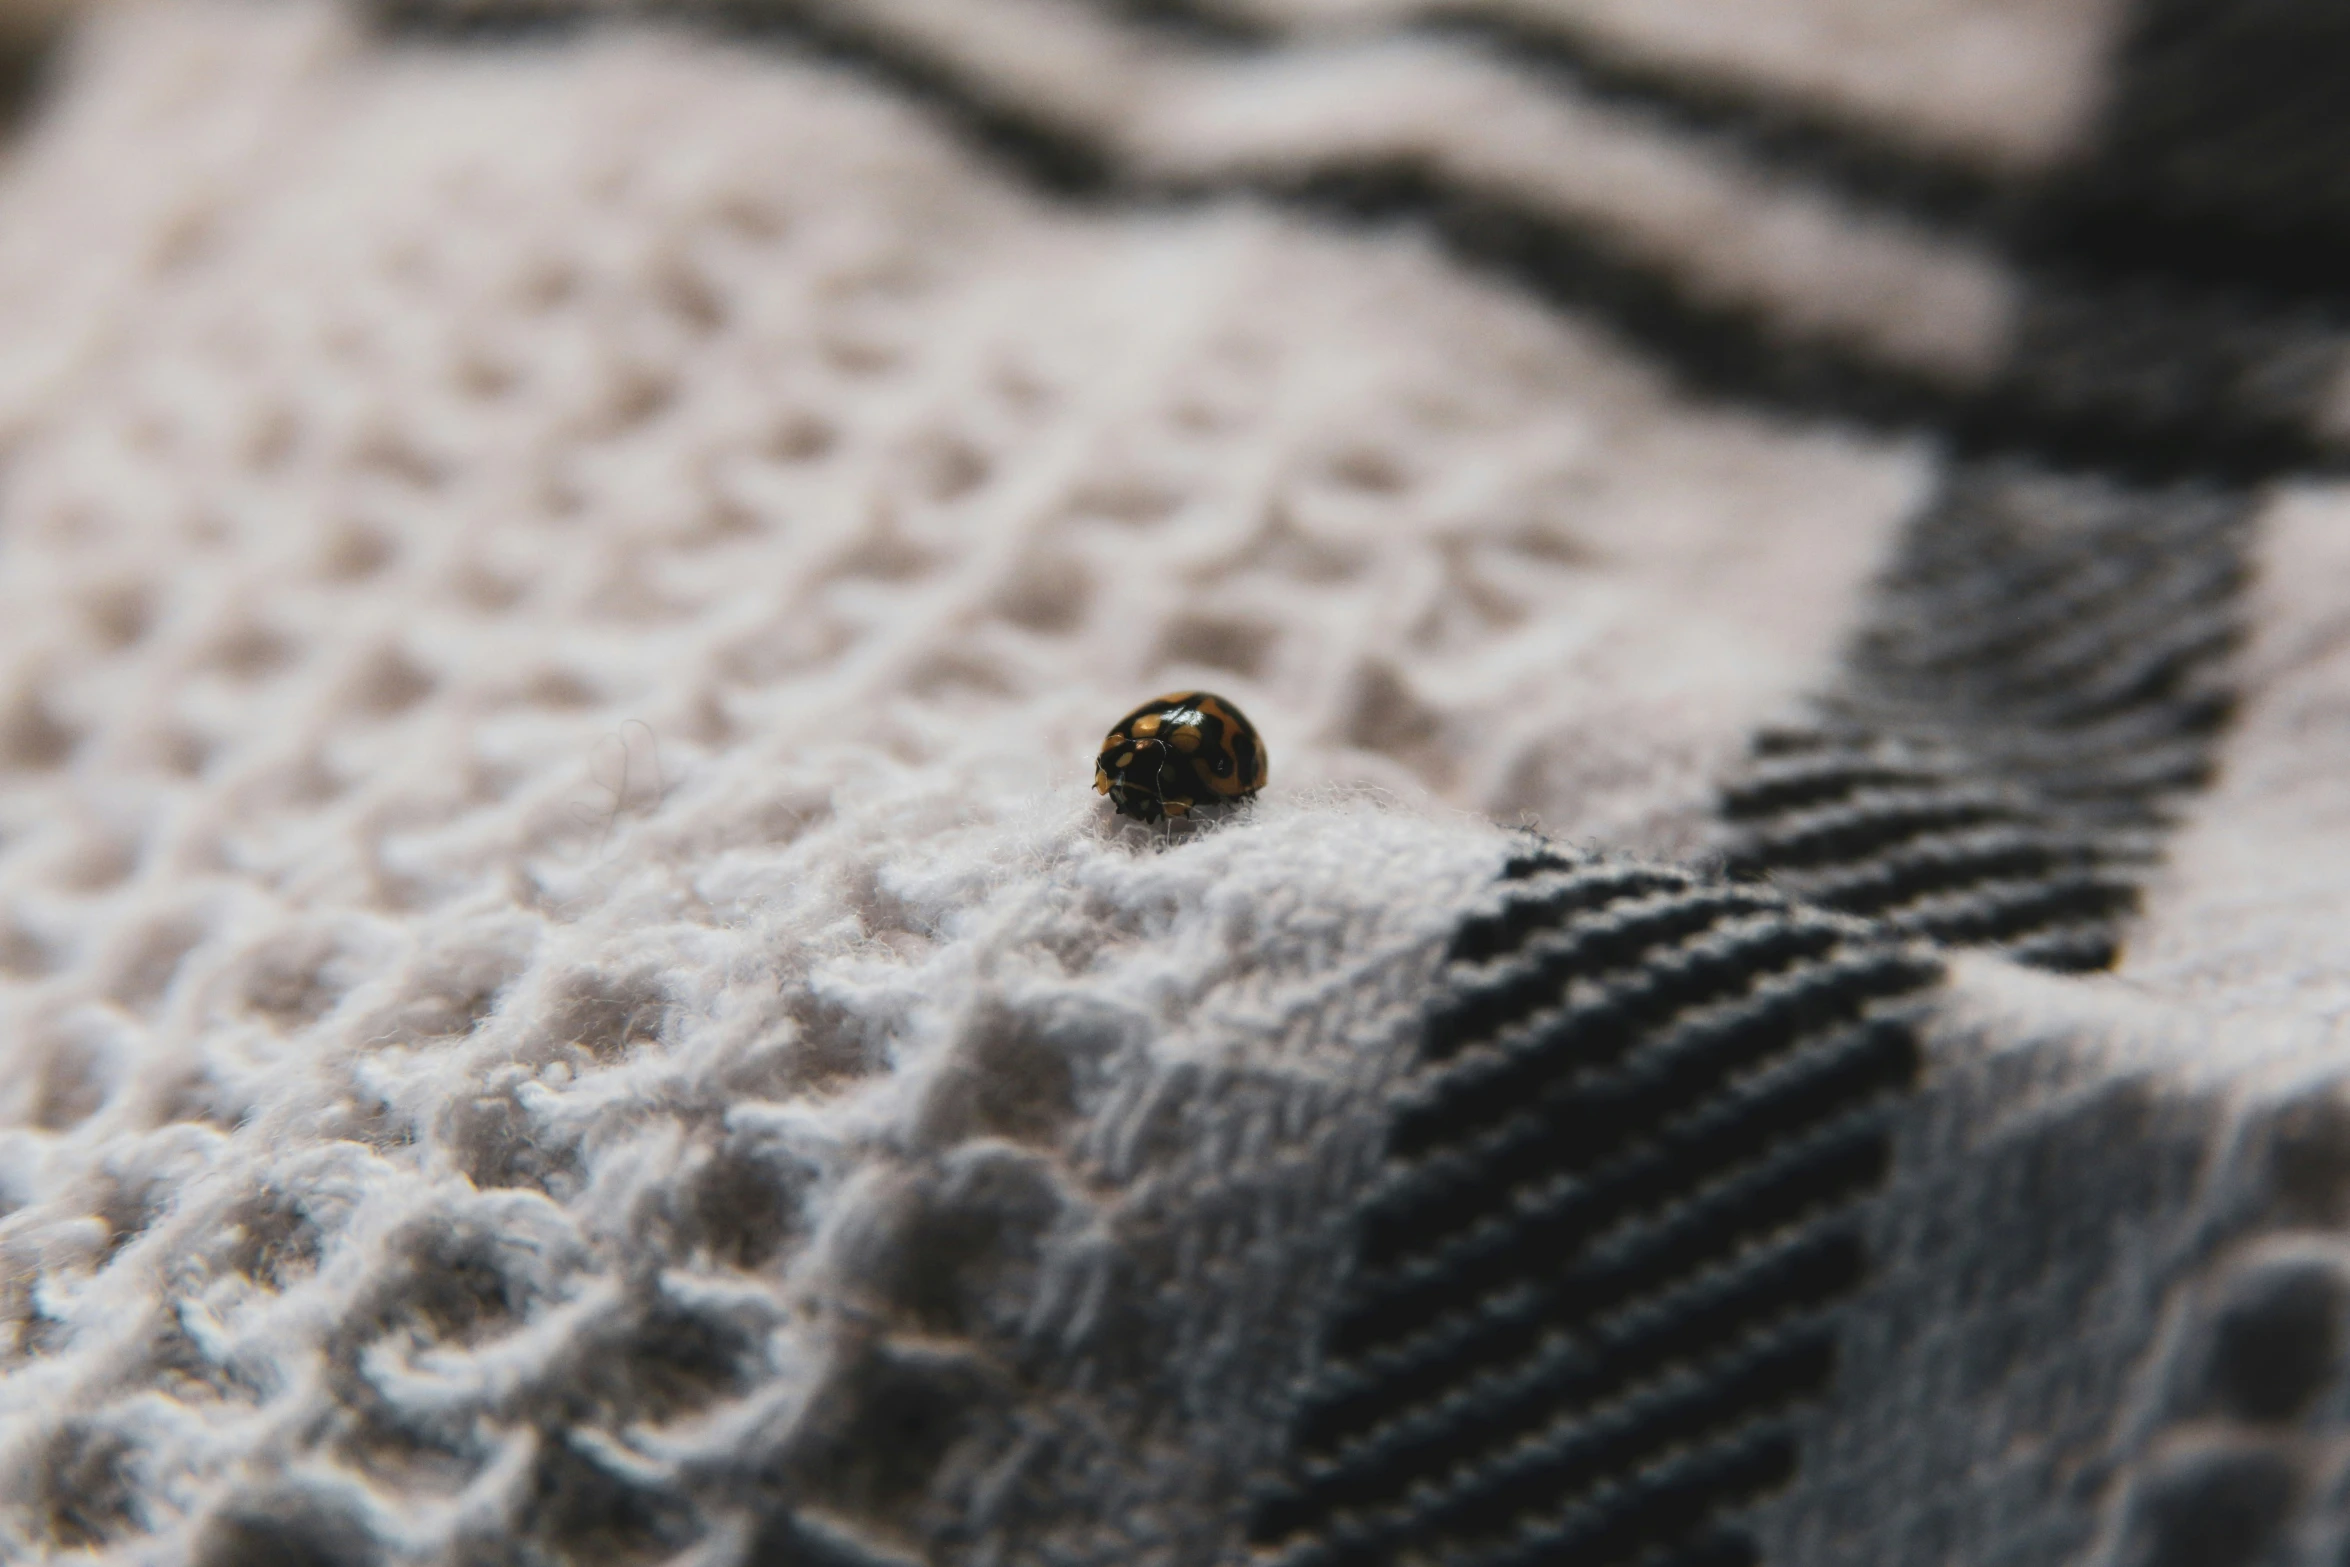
2000 279 2349 468
1716 0 2328 973
1087 0 2012 234
1721 462 2252 973
1073 0 2350 479
0 4 63 140
1974 0 2350 477
361 0 2350 482
2028 0 2350 302
1248 850 1938 1567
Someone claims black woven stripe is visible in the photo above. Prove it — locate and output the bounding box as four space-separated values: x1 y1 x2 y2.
1306 1103 1890 1475
1423 888 1795 1064
1736 800 2090 878
2020 0 2350 302
1375 978 1900 1293
1650 1530 1764 1567
1446 865 1696 967
1113 0 2350 327
1332 1073 1895 1401
1097 0 2350 325
1950 711 2228 796
1083 4 2350 480
1499 847 1576 881
1722 460 2252 973
1084 0 2006 232
1287 1322 1834 1560
1591 1227 1867 1389
1464 1423 1805 1567
1356 1005 1917 1368
1292 1225 1865 1501
1889 585 2236 727
1746 827 2124 915
1854 555 2242 731
1104 0 2350 473
1282 1116 1904 1550
1871 875 2145 947
365 0 2346 482
2002 924 2131 974
1337 1001 1918 1385
1737 818 2141 965
1851 500 2245 743
1413 911 1857 1148
1299 1283 1553 1454
1253 860 1935 1566
1884 529 2236 666
1245 160 2324 482
1174 155 1948 445
1269 1414 1802 1567
1729 725 2216 834
1412 6 2005 232
1747 796 2020 872
1388 945 1927 1208
1554 1110 1895 1321
1311 1125 1882 1458
1084 0 1271 45
1719 753 1954 821
0 8 56 138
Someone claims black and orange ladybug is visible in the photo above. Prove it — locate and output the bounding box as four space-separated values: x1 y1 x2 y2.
1094 691 1267 823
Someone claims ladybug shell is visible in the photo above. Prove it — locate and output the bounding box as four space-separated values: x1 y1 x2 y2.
1093 691 1267 823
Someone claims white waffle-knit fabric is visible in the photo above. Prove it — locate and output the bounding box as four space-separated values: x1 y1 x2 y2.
0 5 1929 1560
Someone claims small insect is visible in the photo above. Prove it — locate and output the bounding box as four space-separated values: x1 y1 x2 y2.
1095 691 1268 824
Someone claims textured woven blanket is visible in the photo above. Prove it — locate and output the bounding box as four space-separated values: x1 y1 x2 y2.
0 1 2345 1563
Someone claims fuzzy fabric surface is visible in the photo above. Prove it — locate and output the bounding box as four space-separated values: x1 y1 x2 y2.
0 3 2346 1565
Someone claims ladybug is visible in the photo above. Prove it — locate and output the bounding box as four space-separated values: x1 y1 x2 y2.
1094 691 1267 823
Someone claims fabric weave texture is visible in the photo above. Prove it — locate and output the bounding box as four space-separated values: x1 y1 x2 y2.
0 3 2347 1566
